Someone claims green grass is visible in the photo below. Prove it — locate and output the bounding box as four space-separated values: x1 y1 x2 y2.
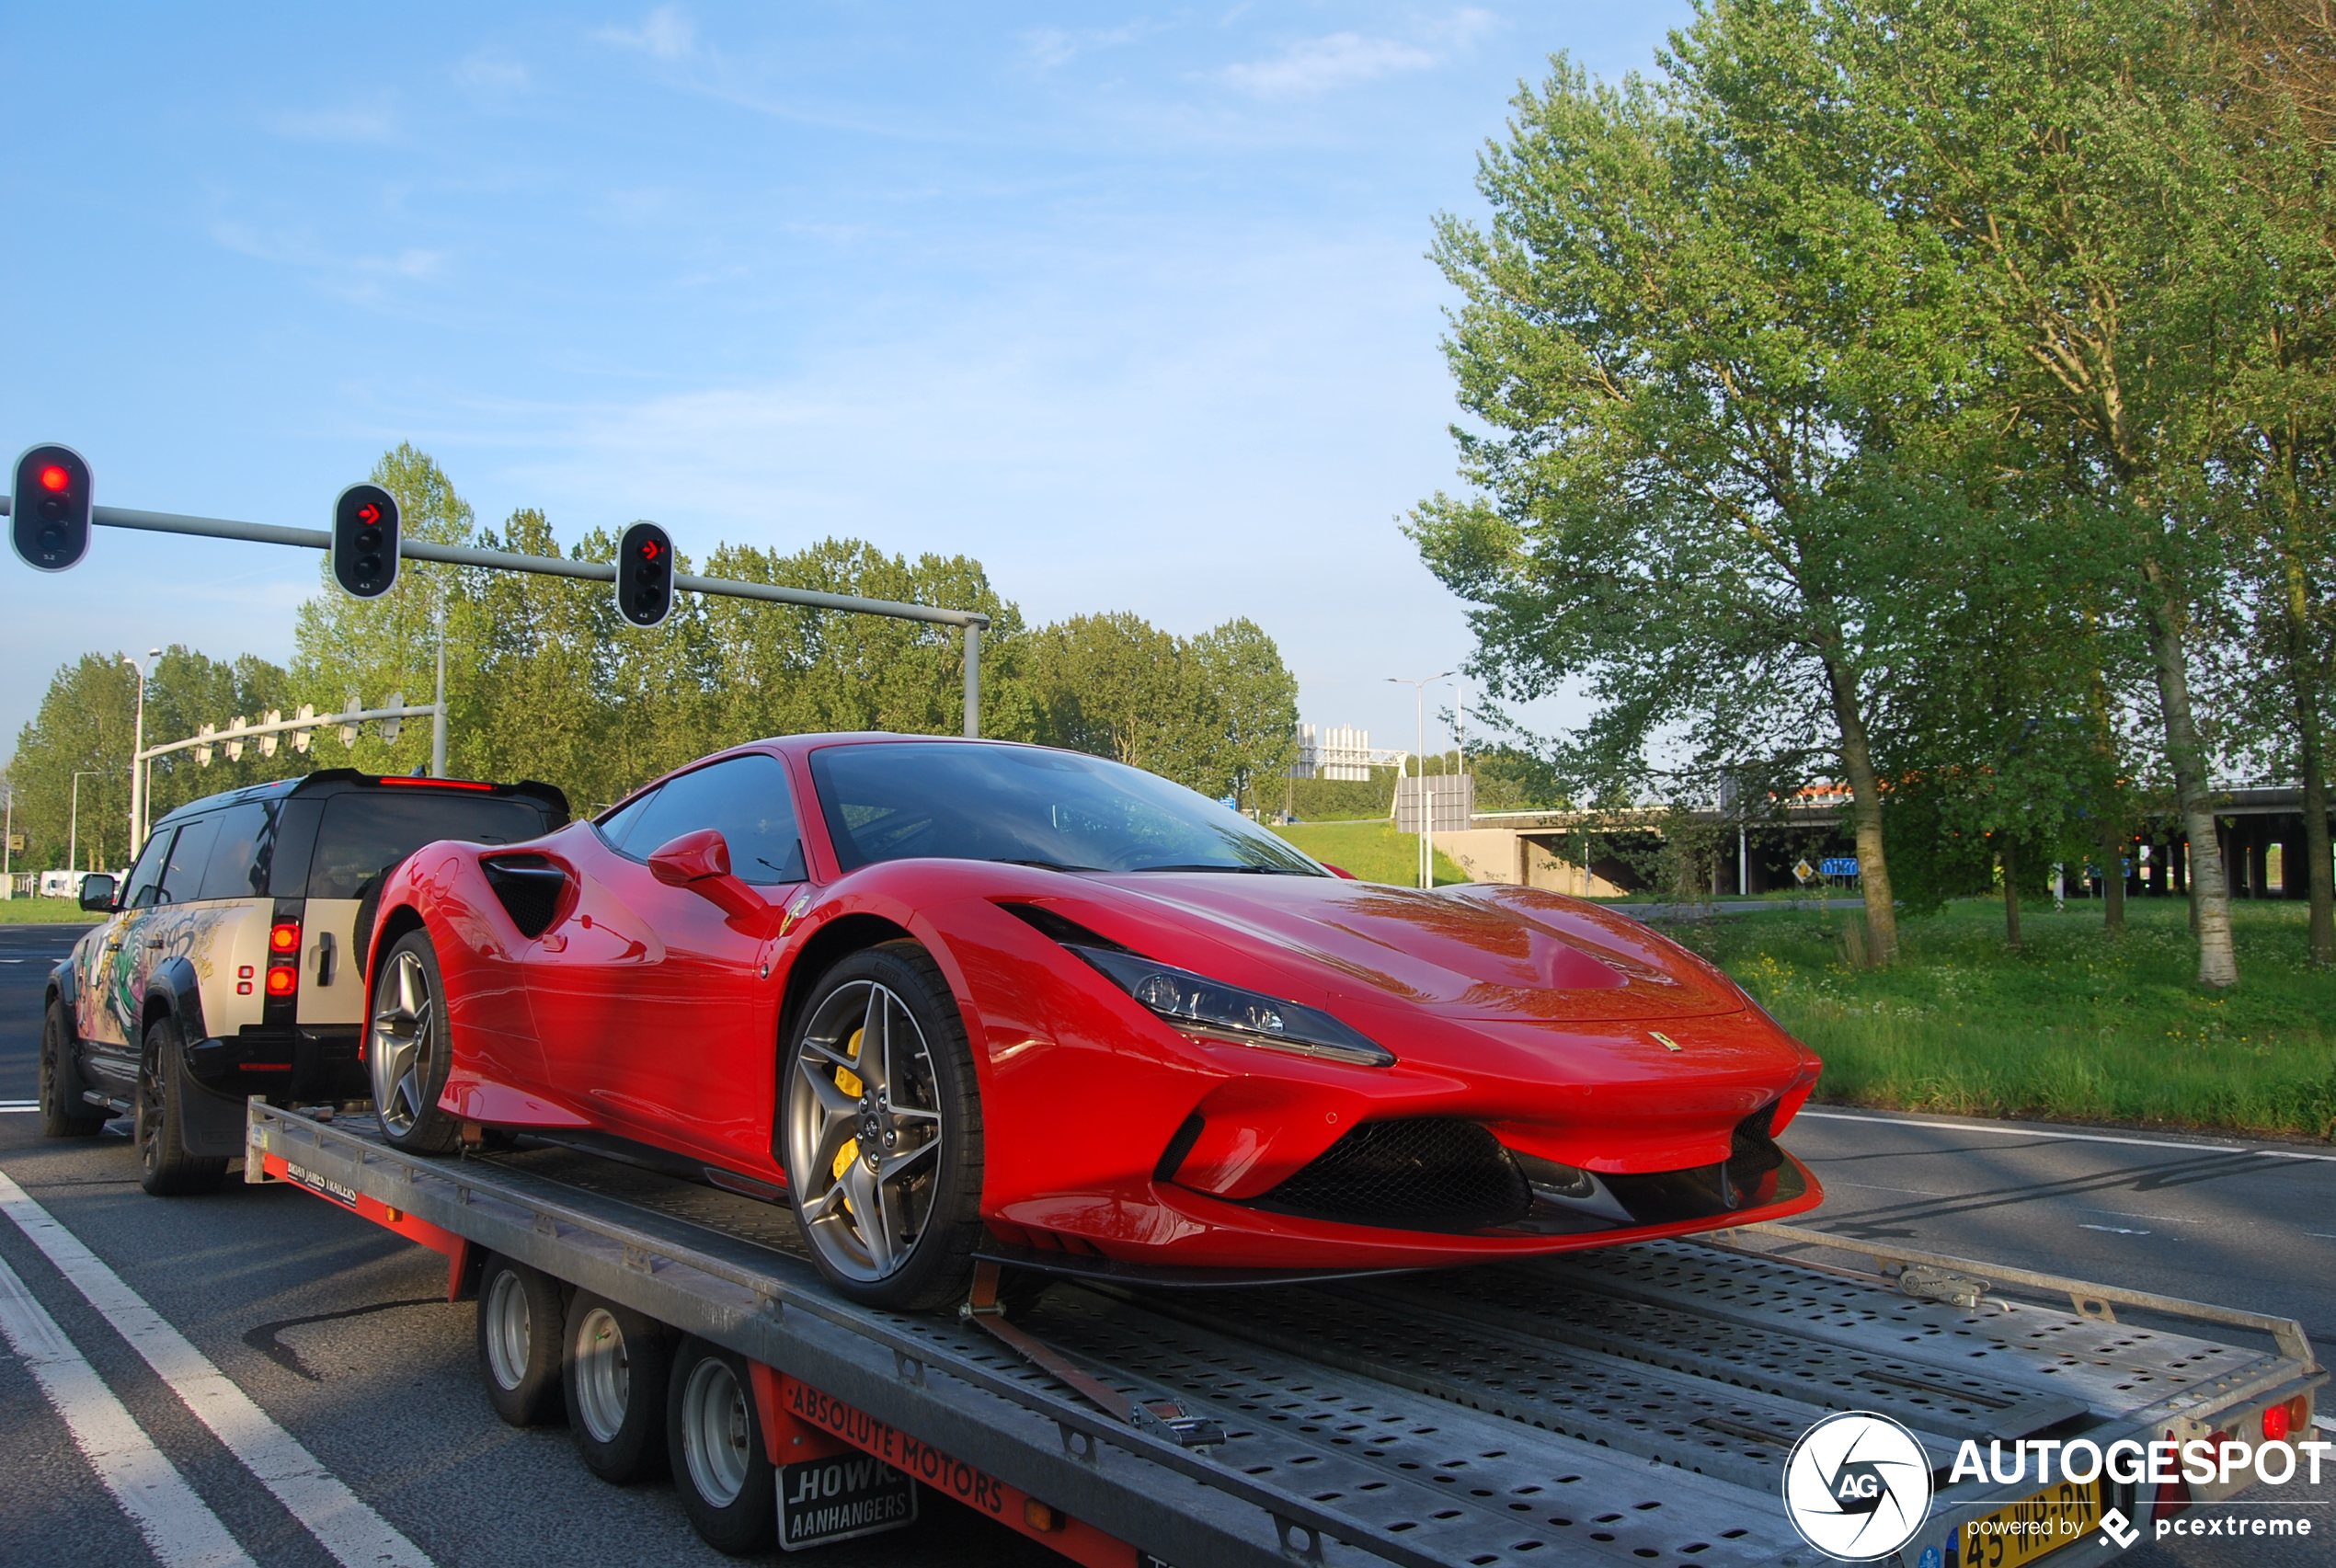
1670 898 2336 1140
0 898 102 924
1271 819 1471 887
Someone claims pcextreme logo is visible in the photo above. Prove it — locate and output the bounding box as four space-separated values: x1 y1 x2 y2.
1782 1412 1935 1561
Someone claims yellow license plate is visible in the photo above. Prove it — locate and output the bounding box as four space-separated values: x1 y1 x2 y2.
1957 1478 2104 1568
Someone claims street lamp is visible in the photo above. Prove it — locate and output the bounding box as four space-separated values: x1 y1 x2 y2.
126 648 158 855
1387 671 1454 889
70 769 105 872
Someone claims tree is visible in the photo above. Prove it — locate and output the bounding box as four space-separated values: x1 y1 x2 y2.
1413 9 1967 966
1836 0 2253 984
7 654 140 871
1185 619 1300 808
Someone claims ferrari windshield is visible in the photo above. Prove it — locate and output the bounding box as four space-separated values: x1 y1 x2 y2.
809 742 1326 876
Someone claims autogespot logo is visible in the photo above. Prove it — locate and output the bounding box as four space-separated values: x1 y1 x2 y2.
1782 1412 1936 1561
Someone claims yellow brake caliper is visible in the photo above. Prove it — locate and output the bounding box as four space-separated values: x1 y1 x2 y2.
831 1027 865 1194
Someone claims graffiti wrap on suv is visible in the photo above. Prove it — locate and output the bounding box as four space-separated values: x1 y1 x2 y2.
98 906 230 1045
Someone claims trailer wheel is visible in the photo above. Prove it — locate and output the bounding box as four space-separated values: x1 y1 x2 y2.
137 1017 226 1196
40 999 105 1138
668 1337 777 1555
368 932 462 1154
781 942 985 1311
563 1291 671 1483
476 1255 565 1427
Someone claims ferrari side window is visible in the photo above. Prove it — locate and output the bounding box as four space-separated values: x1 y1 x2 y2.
620 754 807 885
595 788 660 853
121 828 177 910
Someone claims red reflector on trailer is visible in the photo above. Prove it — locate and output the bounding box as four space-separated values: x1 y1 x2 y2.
269 923 300 953
266 968 297 996
379 776 494 790
2263 1402 2291 1442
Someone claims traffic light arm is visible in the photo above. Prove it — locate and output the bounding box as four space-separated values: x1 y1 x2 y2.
2 493 991 735
134 702 443 764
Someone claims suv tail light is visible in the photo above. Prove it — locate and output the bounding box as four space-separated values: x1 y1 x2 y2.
268 921 301 1000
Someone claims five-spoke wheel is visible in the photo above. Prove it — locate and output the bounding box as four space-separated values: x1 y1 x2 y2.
369 931 460 1152
782 944 983 1310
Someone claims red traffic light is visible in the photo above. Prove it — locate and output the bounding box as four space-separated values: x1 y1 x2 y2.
357 502 381 525
38 464 69 492
638 540 663 561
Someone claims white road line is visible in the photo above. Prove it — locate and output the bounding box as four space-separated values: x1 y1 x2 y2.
0 1169 435 1568
1794 1107 2336 1162
0 1251 255 1568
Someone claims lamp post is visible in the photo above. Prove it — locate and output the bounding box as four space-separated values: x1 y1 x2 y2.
70 770 105 872
126 648 158 855
1387 671 1453 889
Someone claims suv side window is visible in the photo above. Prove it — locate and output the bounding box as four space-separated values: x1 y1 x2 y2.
121 829 177 910
197 801 280 903
617 755 807 885
158 815 221 905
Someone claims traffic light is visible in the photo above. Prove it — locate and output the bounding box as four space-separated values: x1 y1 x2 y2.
331 483 400 599
615 521 674 628
11 443 93 572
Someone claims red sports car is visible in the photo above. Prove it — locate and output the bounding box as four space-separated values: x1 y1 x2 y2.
364 736 1823 1308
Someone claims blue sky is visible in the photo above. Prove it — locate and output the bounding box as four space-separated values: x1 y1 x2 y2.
1 3 1689 767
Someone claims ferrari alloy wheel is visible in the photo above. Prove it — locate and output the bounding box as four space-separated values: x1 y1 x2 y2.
369 931 461 1154
783 943 984 1311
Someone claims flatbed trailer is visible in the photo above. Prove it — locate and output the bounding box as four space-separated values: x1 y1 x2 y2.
244 1102 2324 1568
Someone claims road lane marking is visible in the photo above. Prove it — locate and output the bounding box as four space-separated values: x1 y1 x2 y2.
2077 1224 2152 1235
1795 1107 2336 1162
0 1101 39 1113
0 1251 256 1568
0 1169 436 1568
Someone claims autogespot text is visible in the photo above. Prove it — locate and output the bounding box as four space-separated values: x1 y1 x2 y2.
1948 1436 2332 1492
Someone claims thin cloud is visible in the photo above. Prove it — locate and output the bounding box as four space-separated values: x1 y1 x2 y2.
596 6 695 61
453 52 531 95
1220 32 1437 97
269 100 397 143
209 222 448 306
1022 22 1151 72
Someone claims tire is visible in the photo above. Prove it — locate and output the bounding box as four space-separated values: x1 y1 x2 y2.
40 999 104 1138
563 1292 671 1483
780 942 985 1312
476 1255 566 1427
137 1017 227 1196
368 931 461 1154
667 1337 777 1555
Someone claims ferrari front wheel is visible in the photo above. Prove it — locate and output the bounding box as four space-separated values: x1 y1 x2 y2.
369 931 462 1154
782 943 984 1311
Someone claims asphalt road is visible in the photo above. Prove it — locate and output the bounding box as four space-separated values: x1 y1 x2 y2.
2 921 2329 1568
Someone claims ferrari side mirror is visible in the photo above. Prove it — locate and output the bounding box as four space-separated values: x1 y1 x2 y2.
78 873 119 911
1323 864 1357 881
647 830 773 925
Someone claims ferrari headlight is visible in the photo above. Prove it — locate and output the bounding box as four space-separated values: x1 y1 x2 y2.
1067 945 1394 1067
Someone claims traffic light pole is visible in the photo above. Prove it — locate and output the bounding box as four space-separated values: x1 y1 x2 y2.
2 496 992 738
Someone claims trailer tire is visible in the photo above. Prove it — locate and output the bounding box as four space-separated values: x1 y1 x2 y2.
668 1337 777 1555
137 1018 226 1196
476 1255 566 1427
563 1292 671 1483
40 999 105 1138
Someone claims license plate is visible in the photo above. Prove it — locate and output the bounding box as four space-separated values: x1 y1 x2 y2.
1956 1477 2104 1568
778 1453 918 1551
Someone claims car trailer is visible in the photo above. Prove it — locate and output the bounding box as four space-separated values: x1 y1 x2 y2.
244 1101 2323 1568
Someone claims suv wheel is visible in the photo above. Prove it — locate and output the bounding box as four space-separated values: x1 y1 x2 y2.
40 998 105 1139
138 1017 227 1196
369 930 463 1153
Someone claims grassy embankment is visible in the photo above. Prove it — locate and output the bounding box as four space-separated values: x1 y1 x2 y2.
1678 899 2336 1140
1272 818 1470 886
0 898 101 924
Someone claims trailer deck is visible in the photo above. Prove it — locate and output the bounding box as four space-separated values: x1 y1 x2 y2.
244 1103 2323 1568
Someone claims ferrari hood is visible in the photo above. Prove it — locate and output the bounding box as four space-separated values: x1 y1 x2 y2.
1095 874 1746 1024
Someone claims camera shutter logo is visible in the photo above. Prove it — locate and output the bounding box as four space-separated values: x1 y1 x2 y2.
1781 1412 1934 1560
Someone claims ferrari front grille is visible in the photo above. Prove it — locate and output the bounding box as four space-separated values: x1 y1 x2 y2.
1245 1117 1531 1234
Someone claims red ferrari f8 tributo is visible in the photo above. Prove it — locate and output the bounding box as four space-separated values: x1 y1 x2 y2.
363 736 1823 1308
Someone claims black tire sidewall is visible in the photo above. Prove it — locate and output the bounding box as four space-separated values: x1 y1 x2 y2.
475 1255 566 1428
371 931 462 1154
40 1000 102 1138
666 1336 777 1554
562 1291 671 1483
139 1016 224 1196
781 942 985 1312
